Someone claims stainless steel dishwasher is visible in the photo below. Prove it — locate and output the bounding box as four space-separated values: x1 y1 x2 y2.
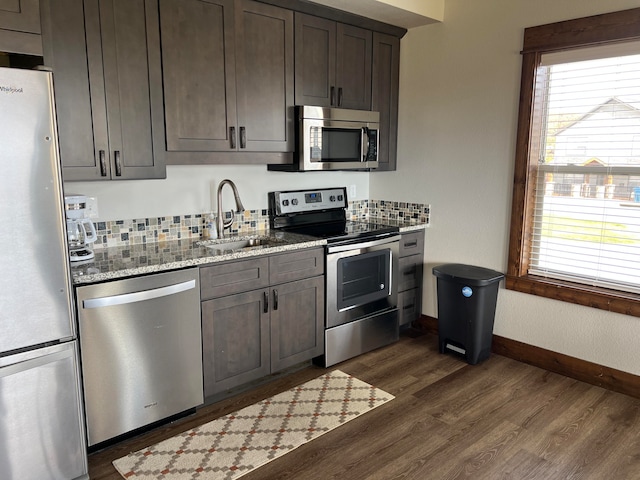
75 268 203 447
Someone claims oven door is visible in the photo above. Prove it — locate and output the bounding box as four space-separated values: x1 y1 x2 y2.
326 235 399 328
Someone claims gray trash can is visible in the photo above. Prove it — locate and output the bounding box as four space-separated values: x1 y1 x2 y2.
432 263 504 365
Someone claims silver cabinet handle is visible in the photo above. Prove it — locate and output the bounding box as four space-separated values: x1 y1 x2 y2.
230 126 236 149
114 150 122 176
83 280 196 309
240 126 246 149
99 150 107 176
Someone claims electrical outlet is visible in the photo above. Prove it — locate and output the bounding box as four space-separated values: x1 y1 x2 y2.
85 196 99 219
349 185 356 199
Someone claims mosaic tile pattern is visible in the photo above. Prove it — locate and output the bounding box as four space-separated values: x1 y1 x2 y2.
349 199 431 225
113 370 394 480
94 210 270 249
93 200 429 249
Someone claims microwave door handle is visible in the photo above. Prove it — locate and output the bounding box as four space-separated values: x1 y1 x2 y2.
361 127 368 162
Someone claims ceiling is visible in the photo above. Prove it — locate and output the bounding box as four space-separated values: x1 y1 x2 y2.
304 0 443 29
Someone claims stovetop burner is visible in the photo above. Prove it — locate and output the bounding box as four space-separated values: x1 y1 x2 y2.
268 187 399 243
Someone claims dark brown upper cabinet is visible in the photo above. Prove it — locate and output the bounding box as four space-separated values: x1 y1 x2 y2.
0 0 41 55
372 32 400 171
40 0 166 181
160 0 294 161
294 13 372 110
0 0 40 33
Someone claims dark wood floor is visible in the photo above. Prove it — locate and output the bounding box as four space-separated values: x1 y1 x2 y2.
88 329 640 479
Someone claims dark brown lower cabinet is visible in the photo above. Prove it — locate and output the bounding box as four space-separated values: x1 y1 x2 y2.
200 248 324 399
398 230 425 327
201 289 270 397
270 276 324 373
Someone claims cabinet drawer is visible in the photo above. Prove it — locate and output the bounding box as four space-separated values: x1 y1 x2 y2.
200 257 269 300
269 247 324 285
398 254 423 292
399 231 424 257
398 288 421 327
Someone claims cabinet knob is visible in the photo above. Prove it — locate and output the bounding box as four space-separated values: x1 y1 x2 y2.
263 291 269 313
273 289 278 311
338 87 343 107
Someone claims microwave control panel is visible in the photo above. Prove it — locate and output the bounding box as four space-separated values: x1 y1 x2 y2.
272 187 347 215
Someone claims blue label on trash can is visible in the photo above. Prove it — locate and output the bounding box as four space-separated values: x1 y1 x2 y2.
462 286 473 298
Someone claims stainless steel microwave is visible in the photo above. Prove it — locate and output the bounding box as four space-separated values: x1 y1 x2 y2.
269 106 380 172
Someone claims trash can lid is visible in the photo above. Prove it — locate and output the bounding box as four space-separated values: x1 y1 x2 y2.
432 263 504 286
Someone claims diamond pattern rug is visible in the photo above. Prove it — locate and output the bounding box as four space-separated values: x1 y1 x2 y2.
113 370 394 479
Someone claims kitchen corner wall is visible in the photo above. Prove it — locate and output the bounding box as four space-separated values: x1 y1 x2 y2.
64 165 370 222
375 0 640 376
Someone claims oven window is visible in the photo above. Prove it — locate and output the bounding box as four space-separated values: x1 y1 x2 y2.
309 126 362 162
337 249 391 310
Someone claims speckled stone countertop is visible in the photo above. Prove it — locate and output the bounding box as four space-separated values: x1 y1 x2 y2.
71 221 426 286
70 231 324 286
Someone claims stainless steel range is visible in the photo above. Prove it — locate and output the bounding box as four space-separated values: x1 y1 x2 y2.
269 187 400 367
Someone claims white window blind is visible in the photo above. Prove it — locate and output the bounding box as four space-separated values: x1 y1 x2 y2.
529 46 640 293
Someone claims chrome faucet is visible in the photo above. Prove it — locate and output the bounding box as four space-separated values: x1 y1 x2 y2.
216 179 245 238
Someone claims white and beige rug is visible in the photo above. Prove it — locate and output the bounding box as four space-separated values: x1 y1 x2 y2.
113 370 394 479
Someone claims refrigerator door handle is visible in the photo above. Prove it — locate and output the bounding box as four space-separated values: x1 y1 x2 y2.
82 279 196 309
0 350 69 378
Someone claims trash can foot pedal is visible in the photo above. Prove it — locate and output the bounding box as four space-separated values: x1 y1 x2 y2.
445 343 465 355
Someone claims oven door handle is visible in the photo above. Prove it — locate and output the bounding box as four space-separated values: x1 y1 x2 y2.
327 234 400 254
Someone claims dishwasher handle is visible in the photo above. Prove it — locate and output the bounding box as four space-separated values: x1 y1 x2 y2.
82 279 196 309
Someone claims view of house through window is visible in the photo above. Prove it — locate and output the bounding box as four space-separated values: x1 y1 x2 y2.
530 47 640 292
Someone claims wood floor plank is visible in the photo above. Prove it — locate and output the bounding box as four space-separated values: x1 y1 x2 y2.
87 330 640 480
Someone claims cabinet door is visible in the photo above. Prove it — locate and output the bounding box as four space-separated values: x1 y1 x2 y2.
336 23 371 110
99 0 165 179
41 0 107 180
202 289 270 397
294 12 335 107
0 0 39 33
398 288 421 327
235 0 294 152
269 247 324 285
398 254 423 292
160 0 237 152
200 257 269 300
271 276 324 372
399 230 425 258
42 0 164 180
372 32 400 171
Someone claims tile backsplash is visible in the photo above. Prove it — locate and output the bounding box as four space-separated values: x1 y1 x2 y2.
93 200 429 249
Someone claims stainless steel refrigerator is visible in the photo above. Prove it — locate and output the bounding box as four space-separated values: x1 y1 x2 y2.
0 67 89 480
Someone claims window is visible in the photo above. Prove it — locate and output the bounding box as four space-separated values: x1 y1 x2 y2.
508 7 640 317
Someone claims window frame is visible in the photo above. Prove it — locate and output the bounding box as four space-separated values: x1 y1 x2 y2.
507 7 640 317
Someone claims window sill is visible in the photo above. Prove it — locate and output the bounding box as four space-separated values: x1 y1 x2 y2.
506 274 640 318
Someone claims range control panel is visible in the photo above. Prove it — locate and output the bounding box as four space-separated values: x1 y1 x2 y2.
272 187 347 215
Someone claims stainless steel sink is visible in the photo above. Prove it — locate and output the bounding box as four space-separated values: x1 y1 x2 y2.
199 236 285 253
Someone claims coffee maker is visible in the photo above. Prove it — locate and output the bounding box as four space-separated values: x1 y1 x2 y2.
64 194 97 262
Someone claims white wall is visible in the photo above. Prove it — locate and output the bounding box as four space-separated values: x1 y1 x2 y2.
370 0 640 375
65 166 370 221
